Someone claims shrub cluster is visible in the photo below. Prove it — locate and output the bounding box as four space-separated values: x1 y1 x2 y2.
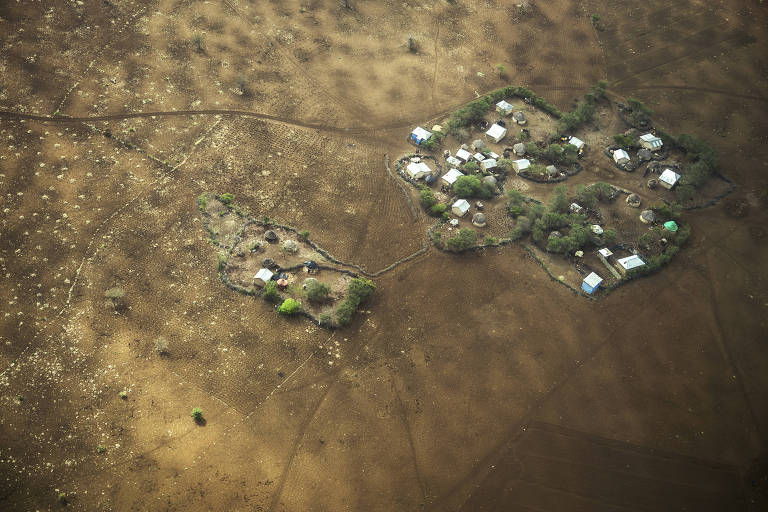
446 227 477 252
278 298 302 315
336 278 376 326
219 193 235 205
453 175 496 199
305 280 330 303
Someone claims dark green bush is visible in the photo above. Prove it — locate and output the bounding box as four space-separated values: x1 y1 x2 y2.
420 186 436 209
613 134 635 148
549 184 569 213
430 203 447 217
306 280 330 303
262 280 280 302
446 228 477 251
453 175 495 199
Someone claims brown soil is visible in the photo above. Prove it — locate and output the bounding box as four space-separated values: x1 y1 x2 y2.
1 0 767 511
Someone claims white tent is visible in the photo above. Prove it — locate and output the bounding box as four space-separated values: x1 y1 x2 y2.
451 199 470 217
659 168 681 189
410 127 432 145
617 255 645 273
639 133 663 151
442 168 464 185
455 148 472 162
613 149 630 164
598 248 613 258
512 159 530 173
496 100 514 116
481 158 497 172
446 156 462 168
254 268 274 287
406 161 432 180
486 123 508 143
568 136 585 150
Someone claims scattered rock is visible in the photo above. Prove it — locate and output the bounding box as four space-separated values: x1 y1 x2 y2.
265 230 278 242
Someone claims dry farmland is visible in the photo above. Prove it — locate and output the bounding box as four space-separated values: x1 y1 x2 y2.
1 0 768 511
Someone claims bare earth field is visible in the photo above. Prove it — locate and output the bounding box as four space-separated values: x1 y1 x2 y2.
1 0 767 511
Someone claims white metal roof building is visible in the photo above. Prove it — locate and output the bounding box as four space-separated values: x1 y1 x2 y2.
617 255 646 273
446 156 462 168
512 159 530 173
639 133 663 151
442 168 464 185
481 159 498 172
452 199 470 217
455 148 472 162
486 123 508 143
598 248 613 258
496 100 514 116
582 272 604 294
613 149 630 164
568 136 585 150
254 268 274 287
410 127 432 145
473 152 486 163
659 168 681 189
406 161 432 180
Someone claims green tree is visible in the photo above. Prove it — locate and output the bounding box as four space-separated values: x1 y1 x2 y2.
453 175 494 199
262 280 280 302
191 408 204 422
549 184 569 213
305 281 330 303
446 228 477 251
278 298 302 315
420 186 436 209
430 203 447 217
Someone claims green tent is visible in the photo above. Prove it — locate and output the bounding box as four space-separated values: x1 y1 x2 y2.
664 221 678 232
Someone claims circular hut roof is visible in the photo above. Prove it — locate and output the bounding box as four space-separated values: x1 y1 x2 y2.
626 193 641 207
472 213 487 227
513 143 526 156
482 175 497 186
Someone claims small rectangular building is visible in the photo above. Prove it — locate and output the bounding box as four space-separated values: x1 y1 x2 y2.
486 123 508 143
598 248 613 258
487 151 500 160
442 168 464 185
659 168 681 189
480 158 497 172
452 199 470 217
568 136 585 151
616 255 646 275
582 272 603 294
512 159 530 173
410 127 432 145
613 149 630 165
496 100 514 116
639 133 663 151
473 152 486 163
406 161 432 180
446 156 462 168
254 268 274 287
455 148 472 162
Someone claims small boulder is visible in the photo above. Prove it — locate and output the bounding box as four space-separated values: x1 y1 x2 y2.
574 250 584 258
639 210 655 224
264 230 278 242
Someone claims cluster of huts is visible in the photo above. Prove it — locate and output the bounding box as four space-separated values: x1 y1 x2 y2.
609 133 681 188
580 248 647 295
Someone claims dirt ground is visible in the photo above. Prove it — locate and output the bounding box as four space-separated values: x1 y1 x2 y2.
1 0 767 511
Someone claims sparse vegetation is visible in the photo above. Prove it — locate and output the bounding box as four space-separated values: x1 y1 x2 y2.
219 193 235 205
262 280 280 302
613 134 635 148
298 230 310 241
191 407 204 423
